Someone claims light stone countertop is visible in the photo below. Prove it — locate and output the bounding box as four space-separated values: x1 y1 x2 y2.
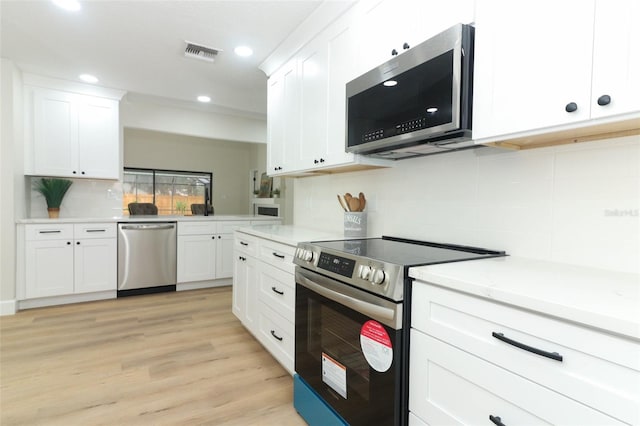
236 224 344 247
17 215 280 224
409 256 640 341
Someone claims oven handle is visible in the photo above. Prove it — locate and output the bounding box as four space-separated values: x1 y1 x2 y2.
296 269 402 330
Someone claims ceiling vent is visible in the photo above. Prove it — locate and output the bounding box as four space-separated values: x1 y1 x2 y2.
184 41 222 63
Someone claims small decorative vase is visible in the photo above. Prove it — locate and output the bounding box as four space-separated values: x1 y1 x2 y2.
47 208 60 219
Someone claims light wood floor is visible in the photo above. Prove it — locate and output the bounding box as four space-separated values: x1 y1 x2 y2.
0 287 307 425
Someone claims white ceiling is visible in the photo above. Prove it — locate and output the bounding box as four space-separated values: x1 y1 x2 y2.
0 0 331 117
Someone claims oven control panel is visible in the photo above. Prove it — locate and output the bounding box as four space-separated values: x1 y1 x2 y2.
316 252 356 278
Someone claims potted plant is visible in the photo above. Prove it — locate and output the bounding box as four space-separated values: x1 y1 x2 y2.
175 200 187 215
272 188 280 198
33 178 73 218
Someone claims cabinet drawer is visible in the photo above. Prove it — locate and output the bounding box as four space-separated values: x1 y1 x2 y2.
74 223 116 239
234 232 258 256
411 282 640 425
177 221 217 235
25 224 74 241
257 263 295 323
218 221 247 234
259 240 295 274
409 330 625 426
257 301 295 374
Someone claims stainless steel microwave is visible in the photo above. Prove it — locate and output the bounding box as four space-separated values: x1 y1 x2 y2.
346 23 475 160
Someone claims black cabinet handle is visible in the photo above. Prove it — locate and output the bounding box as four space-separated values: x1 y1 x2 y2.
39 230 61 234
76 241 80 245
240 241 249 246
597 94 611 106
489 415 506 426
270 330 283 341
81 171 85 175
319 158 325 163
565 102 578 113
391 48 398 56
272 252 285 259
271 286 284 295
72 171 77 174
492 332 563 362
86 229 106 233
314 159 319 164
218 235 221 239
238 256 246 261
403 42 410 50
66 241 71 245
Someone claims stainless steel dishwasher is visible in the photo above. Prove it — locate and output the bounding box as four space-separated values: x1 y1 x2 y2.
117 222 177 296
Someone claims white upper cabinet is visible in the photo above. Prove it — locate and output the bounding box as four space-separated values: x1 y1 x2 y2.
590 0 640 119
25 84 122 180
267 59 300 175
355 0 476 74
472 0 640 144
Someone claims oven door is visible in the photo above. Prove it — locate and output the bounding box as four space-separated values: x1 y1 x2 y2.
295 267 403 426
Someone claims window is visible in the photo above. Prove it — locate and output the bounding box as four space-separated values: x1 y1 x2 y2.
123 168 212 216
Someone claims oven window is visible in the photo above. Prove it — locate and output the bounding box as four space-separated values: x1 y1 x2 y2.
308 300 370 402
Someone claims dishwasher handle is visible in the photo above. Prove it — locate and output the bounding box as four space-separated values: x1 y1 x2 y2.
120 224 175 230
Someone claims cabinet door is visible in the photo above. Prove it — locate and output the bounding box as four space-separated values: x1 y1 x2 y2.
32 89 78 177
77 96 119 179
74 238 116 293
590 0 640 119
324 17 358 167
298 39 329 169
177 235 216 283
232 253 258 332
356 0 407 73
472 0 595 140
215 233 235 279
25 240 74 298
267 59 300 175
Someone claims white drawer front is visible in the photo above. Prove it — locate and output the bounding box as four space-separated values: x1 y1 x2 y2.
409 330 625 426
234 232 258 256
257 301 294 375
25 224 74 241
74 223 116 239
259 240 295 274
257 263 294 323
177 221 217 235
218 221 247 234
412 282 640 425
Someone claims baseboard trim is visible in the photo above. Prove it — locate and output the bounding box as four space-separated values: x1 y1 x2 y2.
177 278 231 291
18 291 116 310
0 299 17 316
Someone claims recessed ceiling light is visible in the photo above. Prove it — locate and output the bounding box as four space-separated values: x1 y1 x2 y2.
52 0 81 12
79 74 98 84
383 80 397 87
197 95 211 103
234 46 253 57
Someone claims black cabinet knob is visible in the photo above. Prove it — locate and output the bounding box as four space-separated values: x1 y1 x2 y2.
76 241 80 245
403 42 410 50
313 159 319 164
597 94 611 106
391 49 398 56
66 241 71 245
81 171 85 175
72 171 77 174
320 158 325 163
565 102 578 113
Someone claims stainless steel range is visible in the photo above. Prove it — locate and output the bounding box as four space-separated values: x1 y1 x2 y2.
293 236 505 426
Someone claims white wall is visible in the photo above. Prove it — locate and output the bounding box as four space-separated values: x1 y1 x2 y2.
293 135 640 274
123 128 263 215
0 59 25 313
120 94 267 143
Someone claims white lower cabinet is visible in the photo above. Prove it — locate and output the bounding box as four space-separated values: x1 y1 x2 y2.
233 231 296 374
177 221 247 283
409 281 640 425
23 223 116 299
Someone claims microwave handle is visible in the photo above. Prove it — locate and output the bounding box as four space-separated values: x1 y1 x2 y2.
296 270 401 330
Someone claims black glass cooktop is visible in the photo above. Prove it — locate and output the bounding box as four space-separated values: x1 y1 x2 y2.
312 236 505 267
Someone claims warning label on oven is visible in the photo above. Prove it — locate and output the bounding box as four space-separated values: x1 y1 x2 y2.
360 320 393 372
322 352 347 399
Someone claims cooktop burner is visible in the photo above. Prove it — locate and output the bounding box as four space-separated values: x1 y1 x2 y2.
294 236 505 302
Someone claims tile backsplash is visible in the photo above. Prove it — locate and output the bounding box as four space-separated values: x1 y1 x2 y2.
28 177 123 219
293 135 640 274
